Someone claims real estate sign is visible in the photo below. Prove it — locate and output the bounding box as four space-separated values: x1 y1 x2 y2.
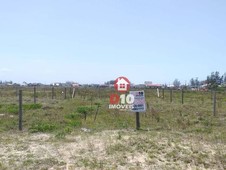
130 91 146 112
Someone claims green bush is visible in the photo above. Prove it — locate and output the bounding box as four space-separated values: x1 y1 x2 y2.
6 104 18 114
23 104 42 110
29 121 57 133
64 112 81 119
77 106 93 114
2 104 42 114
67 119 82 127
77 106 93 120
64 113 82 127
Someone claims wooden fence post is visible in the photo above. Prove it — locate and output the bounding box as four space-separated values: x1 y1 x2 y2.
34 86 36 104
157 88 160 97
213 91 216 116
69 87 72 97
72 88 75 98
52 87 54 99
136 112 140 130
162 88 165 99
181 89 184 104
19 90 23 131
64 87 67 99
170 89 173 103
94 104 100 121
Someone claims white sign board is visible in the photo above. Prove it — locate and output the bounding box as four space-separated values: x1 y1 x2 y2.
130 91 146 112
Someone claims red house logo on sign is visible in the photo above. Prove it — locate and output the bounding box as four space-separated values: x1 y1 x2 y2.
114 76 130 92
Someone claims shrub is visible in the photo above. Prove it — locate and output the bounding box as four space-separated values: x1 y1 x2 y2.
7 104 18 114
64 112 81 119
64 113 82 127
23 104 42 110
77 106 93 120
29 121 57 133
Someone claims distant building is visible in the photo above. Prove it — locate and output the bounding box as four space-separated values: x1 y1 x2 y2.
52 82 62 87
72 83 80 87
134 84 146 88
167 84 175 88
144 81 152 85
145 81 162 88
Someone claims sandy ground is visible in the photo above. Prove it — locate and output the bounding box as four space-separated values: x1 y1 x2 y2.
0 130 225 170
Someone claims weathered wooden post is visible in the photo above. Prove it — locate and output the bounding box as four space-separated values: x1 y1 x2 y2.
181 89 184 104
157 88 160 98
130 90 146 130
69 87 72 97
213 91 216 116
94 103 101 121
64 87 67 99
162 88 165 99
170 89 173 103
72 88 76 98
52 87 54 99
19 90 23 131
34 86 36 104
136 112 140 130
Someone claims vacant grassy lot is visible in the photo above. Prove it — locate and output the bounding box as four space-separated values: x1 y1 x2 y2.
0 87 226 169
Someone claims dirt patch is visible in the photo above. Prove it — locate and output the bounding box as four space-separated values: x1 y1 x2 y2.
0 130 225 170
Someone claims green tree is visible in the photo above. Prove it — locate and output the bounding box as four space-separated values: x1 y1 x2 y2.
105 80 115 85
223 73 226 84
173 79 181 88
190 78 195 87
206 71 222 89
190 78 199 88
194 78 200 88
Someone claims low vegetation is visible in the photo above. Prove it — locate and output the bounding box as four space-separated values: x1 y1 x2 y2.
0 87 226 169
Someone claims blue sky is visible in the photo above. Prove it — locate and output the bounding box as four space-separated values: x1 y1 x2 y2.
0 0 226 85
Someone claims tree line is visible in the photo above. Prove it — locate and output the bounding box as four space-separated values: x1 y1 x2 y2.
173 71 226 90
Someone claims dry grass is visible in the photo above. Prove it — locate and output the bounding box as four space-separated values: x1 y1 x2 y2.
0 130 225 170
0 87 226 169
